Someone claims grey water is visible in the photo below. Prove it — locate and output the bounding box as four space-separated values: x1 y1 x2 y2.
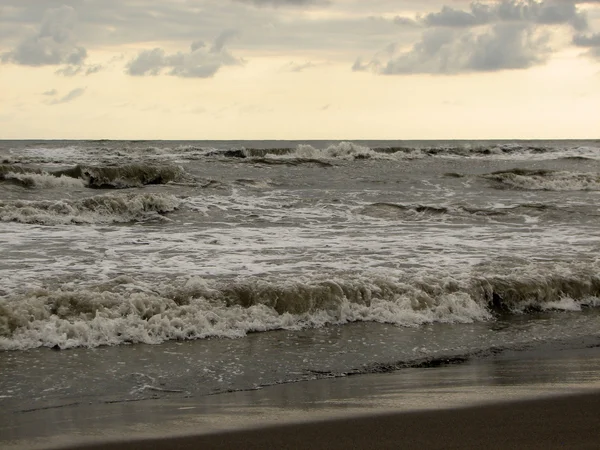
1 139 599 412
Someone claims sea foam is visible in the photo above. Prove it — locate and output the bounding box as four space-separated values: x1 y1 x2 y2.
1 262 598 350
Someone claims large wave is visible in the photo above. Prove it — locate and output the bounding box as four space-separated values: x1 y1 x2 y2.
356 201 585 223
482 169 600 191
0 193 181 225
202 142 600 163
0 163 187 189
1 262 598 350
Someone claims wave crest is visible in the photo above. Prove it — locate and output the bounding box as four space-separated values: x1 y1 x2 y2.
483 169 600 191
55 164 187 188
0 193 181 225
1 262 598 350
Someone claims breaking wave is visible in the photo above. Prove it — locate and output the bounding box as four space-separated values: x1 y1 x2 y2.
1 171 86 189
202 142 600 162
0 193 181 225
53 164 187 188
357 201 583 223
211 142 412 163
0 163 187 189
1 262 598 350
482 169 600 191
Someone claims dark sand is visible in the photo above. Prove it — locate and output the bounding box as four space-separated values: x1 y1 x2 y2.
62 392 600 450
4 345 600 450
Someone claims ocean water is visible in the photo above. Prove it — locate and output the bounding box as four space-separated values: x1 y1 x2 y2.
1 139 600 411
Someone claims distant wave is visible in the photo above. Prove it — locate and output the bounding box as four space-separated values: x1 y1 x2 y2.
202 142 600 163
356 201 587 223
208 142 415 162
1 261 598 350
1 163 188 189
0 193 181 225
7 142 600 166
54 164 187 188
482 169 600 191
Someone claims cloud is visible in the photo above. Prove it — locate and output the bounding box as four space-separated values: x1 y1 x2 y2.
42 89 58 96
574 33 600 46
421 1 588 31
573 32 600 59
234 0 327 6
126 31 242 78
284 61 316 72
55 63 104 77
47 87 86 105
358 23 550 75
394 16 421 27
355 0 596 75
1 5 88 66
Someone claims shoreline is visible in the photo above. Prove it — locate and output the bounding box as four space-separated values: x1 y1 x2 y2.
61 391 600 450
3 344 600 450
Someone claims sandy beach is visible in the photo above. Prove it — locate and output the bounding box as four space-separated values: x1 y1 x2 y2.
3 344 600 450
64 391 600 450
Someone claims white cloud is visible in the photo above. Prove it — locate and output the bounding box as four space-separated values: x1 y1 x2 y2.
126 31 242 78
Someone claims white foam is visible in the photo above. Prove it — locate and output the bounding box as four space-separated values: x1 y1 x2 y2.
0 273 492 350
1 257 599 351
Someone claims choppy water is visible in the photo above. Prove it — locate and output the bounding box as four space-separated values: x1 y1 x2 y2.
1 139 600 408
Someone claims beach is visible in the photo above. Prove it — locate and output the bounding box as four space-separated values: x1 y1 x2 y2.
69 392 600 450
3 342 600 449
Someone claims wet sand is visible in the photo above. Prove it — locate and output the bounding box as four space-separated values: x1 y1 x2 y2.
3 345 600 450
63 391 600 450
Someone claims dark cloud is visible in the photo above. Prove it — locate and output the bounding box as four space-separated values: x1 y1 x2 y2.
42 89 57 96
126 31 242 78
421 1 588 31
234 0 327 6
573 32 600 59
423 5 494 28
0 1 407 58
1 5 88 66
358 23 550 75
355 0 598 76
47 87 86 105
574 32 600 46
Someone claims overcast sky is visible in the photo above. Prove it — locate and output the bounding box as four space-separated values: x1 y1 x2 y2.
1 0 599 139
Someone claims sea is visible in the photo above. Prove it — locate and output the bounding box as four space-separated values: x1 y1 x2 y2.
1 139 600 419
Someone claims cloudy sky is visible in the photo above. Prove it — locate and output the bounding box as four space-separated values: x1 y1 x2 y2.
1 0 599 139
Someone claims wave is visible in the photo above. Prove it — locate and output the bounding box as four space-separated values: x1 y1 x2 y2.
2 171 87 189
357 201 575 222
1 163 187 189
1 262 598 350
200 142 600 163
53 164 187 189
210 142 416 163
482 169 600 191
0 193 181 225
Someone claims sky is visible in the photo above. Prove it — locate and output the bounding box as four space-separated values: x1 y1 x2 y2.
1 0 599 140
